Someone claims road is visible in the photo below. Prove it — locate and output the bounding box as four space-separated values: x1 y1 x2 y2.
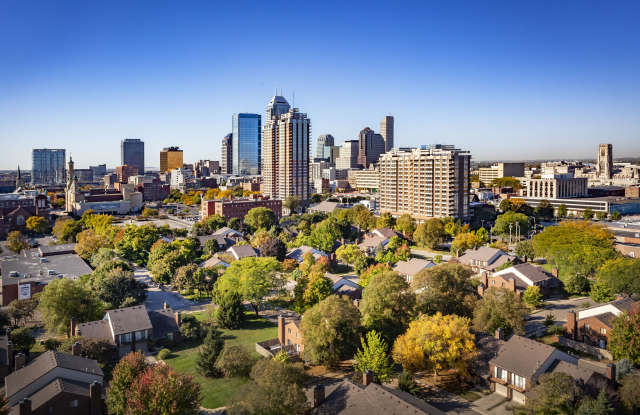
133 266 206 311
410 248 453 262
525 296 595 337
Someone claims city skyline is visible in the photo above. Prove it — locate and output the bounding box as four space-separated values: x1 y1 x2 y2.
2 1 640 169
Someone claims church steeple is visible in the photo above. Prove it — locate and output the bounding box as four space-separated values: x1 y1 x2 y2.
15 165 22 189
67 156 75 182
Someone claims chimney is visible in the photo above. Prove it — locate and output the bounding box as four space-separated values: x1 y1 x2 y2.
72 341 82 356
70 317 77 337
508 278 516 293
90 382 103 415
606 363 616 382
363 370 374 386
552 267 559 278
14 353 26 370
19 398 31 415
163 302 170 310
566 311 577 341
481 272 488 288
277 315 285 344
313 384 325 408
495 328 504 340
174 312 181 326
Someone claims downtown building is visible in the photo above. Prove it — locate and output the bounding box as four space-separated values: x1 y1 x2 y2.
232 113 261 176
31 149 66 185
160 146 183 173
379 145 471 221
121 138 145 174
221 133 233 174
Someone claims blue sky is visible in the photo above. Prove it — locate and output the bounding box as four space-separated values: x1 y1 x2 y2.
1 0 639 169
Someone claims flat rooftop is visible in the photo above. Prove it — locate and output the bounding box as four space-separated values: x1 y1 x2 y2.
1 248 92 285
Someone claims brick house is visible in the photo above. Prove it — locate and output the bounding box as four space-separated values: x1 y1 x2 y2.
478 263 560 297
566 298 640 349
457 246 515 274
256 315 303 358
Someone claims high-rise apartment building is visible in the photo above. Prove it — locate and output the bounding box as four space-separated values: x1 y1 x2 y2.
31 149 66 185
380 116 394 152
232 113 261 176
597 143 613 179
160 147 183 173
357 127 385 168
121 138 144 173
315 134 335 160
379 145 471 220
221 133 233 175
335 140 359 169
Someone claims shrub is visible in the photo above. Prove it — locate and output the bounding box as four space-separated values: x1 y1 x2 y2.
215 346 253 378
398 371 419 395
157 348 171 360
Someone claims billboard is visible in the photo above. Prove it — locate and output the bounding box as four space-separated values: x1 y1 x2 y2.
18 283 31 300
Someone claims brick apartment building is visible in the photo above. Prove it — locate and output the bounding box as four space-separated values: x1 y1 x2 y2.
200 197 282 220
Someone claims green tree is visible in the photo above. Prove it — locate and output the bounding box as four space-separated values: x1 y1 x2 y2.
450 232 480 254
244 207 276 230
611 211 622 221
215 345 254 378
493 211 530 236
515 240 535 262
354 330 394 383
86 266 147 308
9 327 35 352
414 218 445 249
90 248 117 268
75 229 109 261
377 212 395 229
336 244 369 274
114 224 161 264
411 263 477 318
566 274 591 295
196 327 225 377
589 278 615 303
52 217 82 243
8 298 38 326
595 211 608 221
557 204 567 218
259 237 286 261
490 177 522 191
394 214 416 238
360 271 415 342
179 314 202 341
107 351 149 415
515 373 582 415
284 196 301 214
302 273 333 308
473 287 528 335
38 278 104 335
597 257 640 297
608 311 640 364
358 263 391 288
25 216 50 234
215 292 246 329
6 231 28 253
534 200 554 221
309 218 342 252
300 295 362 366
619 372 640 413
522 286 543 308
476 227 489 245
575 390 613 415
583 208 595 220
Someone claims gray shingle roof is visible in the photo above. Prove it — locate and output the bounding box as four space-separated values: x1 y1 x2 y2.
393 258 436 276
148 309 180 340
511 263 551 283
228 245 257 259
76 319 113 344
490 335 556 378
29 379 91 411
105 305 153 336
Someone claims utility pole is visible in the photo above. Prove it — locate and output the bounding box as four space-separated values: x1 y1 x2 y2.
509 223 513 245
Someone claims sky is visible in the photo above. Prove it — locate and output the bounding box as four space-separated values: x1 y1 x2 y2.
1 0 639 170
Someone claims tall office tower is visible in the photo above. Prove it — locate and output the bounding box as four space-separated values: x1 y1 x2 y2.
380 116 394 151
262 95 290 198
266 94 291 120
277 109 311 202
89 164 107 180
597 143 613 179
315 134 335 160
335 140 360 169
232 113 261 176
121 138 145 173
357 127 385 168
379 145 471 220
221 133 233 174
160 147 184 173
31 149 66 185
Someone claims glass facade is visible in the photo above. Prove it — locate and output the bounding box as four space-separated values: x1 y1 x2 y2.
121 138 145 173
31 149 66 185
232 113 261 175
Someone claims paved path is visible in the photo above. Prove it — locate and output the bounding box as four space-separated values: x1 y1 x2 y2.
410 248 452 261
134 266 207 311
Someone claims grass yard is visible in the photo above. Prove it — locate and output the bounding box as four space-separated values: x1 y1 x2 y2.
163 311 277 409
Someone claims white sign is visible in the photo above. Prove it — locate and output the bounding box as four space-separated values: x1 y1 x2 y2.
18 283 31 300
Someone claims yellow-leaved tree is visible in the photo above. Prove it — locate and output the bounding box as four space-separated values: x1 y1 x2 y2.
392 312 477 377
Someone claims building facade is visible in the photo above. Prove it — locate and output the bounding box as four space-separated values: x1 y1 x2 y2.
335 140 359 170
121 138 144 174
160 147 183 173
478 162 525 184
232 113 261 176
31 149 65 185
597 143 613 179
221 133 233 175
347 166 380 192
200 197 282 220
357 127 385 168
315 134 335 160
380 115 394 152
379 145 470 220
525 174 588 199
115 165 139 184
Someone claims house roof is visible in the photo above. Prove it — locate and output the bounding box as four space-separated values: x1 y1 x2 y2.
201 256 229 268
593 312 617 327
358 235 388 249
38 244 77 257
490 335 556 378
458 246 513 270
28 379 91 411
286 246 328 263
393 258 436 276
105 305 153 336
76 320 113 344
577 297 640 320
308 200 340 213
213 227 243 238
148 309 180 340
227 245 257 259
372 228 398 239
547 360 604 385
5 351 103 399
510 263 551 283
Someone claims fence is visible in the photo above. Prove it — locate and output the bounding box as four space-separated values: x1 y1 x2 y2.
557 336 613 360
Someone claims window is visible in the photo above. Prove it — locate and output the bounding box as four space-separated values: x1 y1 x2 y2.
600 328 607 335
135 330 146 341
494 366 507 382
585 323 590 330
121 333 132 343
70 400 78 408
512 374 526 389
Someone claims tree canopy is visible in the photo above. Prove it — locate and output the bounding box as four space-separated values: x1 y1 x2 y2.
596 257 640 297
411 263 477 318
38 278 104 334
244 207 276 230
473 287 528 335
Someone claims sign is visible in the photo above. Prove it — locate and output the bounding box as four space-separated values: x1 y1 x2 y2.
18 283 31 300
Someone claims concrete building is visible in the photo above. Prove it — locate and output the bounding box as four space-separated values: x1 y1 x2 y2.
221 133 233 175
335 140 359 170
31 149 66 185
380 115 394 152
315 134 334 160
347 166 379 192
379 145 471 220
478 162 525 185
0 190 50 239
121 138 144 174
169 168 195 191
525 174 588 199
357 127 385 168
597 143 613 179
233 113 261 176
522 196 640 216
160 147 183 173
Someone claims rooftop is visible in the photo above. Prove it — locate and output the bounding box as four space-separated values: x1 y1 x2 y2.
490 335 557 378
393 258 436 276
105 305 153 336
1 249 92 285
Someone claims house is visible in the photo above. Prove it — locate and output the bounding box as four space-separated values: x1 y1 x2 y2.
566 298 640 349
226 245 257 260
458 246 515 273
489 335 613 405
196 234 237 251
74 305 181 356
4 350 104 414
615 242 640 258
309 371 445 414
256 315 303 358
325 273 362 300
286 246 328 263
200 256 229 269
212 226 244 242
307 201 341 214
478 263 559 297
393 258 436 283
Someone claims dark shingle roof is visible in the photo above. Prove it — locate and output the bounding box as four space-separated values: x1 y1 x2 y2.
148 309 180 340
29 379 91 411
228 245 257 259
512 263 551 283
76 319 113 344
105 305 152 336
490 335 556 378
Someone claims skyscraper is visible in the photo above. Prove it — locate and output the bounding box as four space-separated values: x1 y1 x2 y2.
380 116 394 152
357 127 385 168
160 147 183 173
232 113 261 175
315 134 335 160
597 143 613 179
31 148 66 185
379 145 470 220
221 133 232 174
335 140 359 169
266 95 291 120
121 138 145 173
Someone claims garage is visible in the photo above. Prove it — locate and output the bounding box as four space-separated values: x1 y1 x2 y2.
494 383 508 397
512 390 526 405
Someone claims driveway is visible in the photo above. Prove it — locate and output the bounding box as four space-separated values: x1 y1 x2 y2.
471 393 513 415
525 296 595 337
134 266 203 311
422 387 483 415
410 248 452 262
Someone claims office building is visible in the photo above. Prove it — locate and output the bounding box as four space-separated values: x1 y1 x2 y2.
379 145 471 220
221 133 232 175
335 140 360 169
265 94 291 120
357 127 385 168
89 164 107 180
315 134 335 160
74 169 94 183
347 166 380 192
115 165 139 184
160 147 183 173
597 144 613 179
311 160 331 181
478 162 525 184
525 174 588 199
232 113 261 176
121 138 145 173
31 149 66 185
170 167 195 191
380 116 394 152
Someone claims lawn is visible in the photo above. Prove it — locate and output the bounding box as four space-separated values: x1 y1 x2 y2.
163 311 277 409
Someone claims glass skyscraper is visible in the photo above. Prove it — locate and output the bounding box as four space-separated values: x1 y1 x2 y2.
121 138 145 173
31 148 66 185
232 113 261 175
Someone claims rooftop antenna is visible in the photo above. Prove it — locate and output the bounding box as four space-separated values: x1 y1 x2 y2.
292 91 295 108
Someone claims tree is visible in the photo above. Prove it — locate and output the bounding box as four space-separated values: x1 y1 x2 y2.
215 257 281 315
608 311 640 364
90 247 117 268
244 207 276 231
360 271 415 342
412 263 477 318
395 214 416 238
215 346 253 378
611 211 622 221
124 364 201 415
377 212 395 229
490 177 522 191
392 312 477 376
309 218 342 253
515 373 582 415
566 274 591 295
354 330 394 383
284 196 301 214
336 244 369 274
522 286 543 308
179 314 202 341
589 278 615 303
534 200 554 221
141 207 158 217
9 327 34 352
86 267 146 308
473 287 528 335
515 240 534 262
196 327 225 377
595 211 608 221
75 229 109 261
107 351 149 415
114 224 161 264
575 390 613 415
6 231 28 253
259 237 286 261
300 295 362 366
215 292 246 329
492 211 530 237
8 298 38 326
557 204 568 218
38 278 103 334
597 257 640 297
358 263 390 288
450 232 480 254
52 217 82 243
25 216 50 234
172 264 202 293
414 219 445 249
583 208 595 220
203 238 221 255
619 372 640 412
302 273 333 308
476 227 489 245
